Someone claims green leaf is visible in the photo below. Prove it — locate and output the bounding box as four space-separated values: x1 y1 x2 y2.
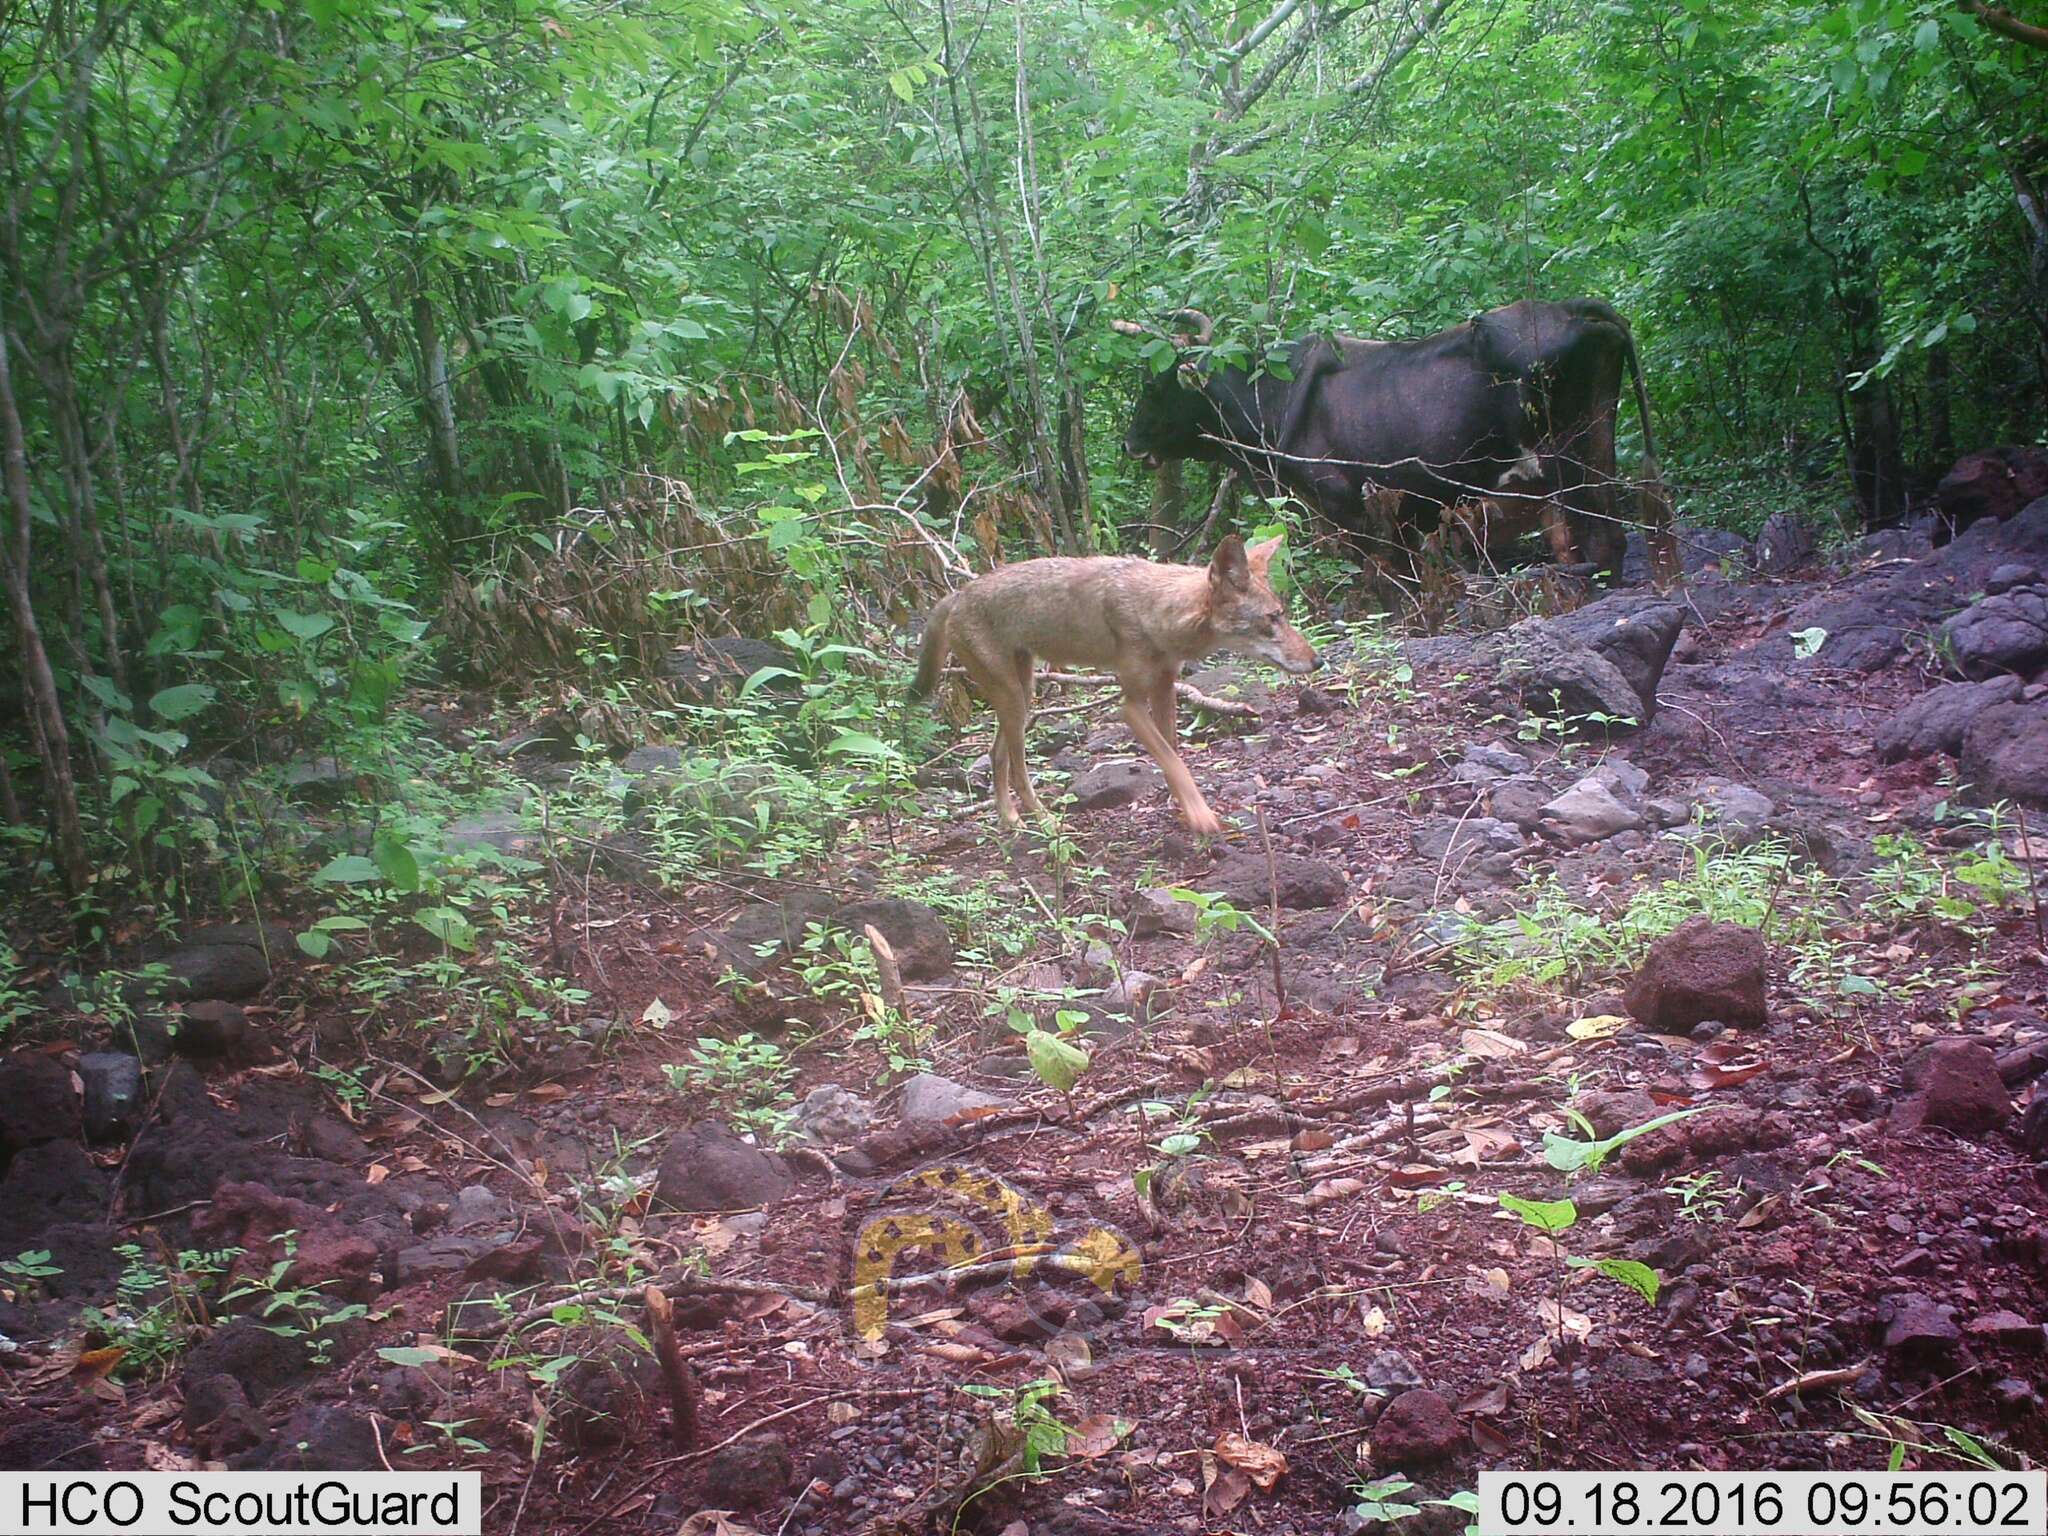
275 609 336 642
149 683 216 723
415 907 477 951
825 730 902 761
79 674 134 714
1569 1255 1662 1304
373 831 421 892
376 1347 445 1368
314 854 381 884
1498 1192 1578 1233
1025 1028 1091 1093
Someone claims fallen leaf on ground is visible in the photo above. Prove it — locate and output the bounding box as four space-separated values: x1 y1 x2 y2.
1068 1414 1130 1458
1214 1431 1288 1489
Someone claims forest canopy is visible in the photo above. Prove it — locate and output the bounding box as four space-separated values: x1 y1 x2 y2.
1 0 2044 900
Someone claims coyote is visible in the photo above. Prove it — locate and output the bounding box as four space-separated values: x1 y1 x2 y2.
909 535 1320 836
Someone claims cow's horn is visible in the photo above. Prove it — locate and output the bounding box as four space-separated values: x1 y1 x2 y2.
1109 319 1150 336
1170 308 1215 346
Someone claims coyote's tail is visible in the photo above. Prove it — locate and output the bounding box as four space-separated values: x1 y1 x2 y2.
908 594 957 702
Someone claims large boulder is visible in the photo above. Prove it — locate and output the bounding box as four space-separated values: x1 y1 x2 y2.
831 897 953 981
1549 596 1684 720
1935 446 2048 541
1624 918 1769 1031
660 636 798 705
1489 617 1647 727
1940 585 2048 680
654 1122 791 1212
1623 524 1750 584
1877 676 2027 762
1779 567 1962 673
1959 701 2048 807
1893 1041 2012 1136
157 941 271 1002
0 1054 79 1163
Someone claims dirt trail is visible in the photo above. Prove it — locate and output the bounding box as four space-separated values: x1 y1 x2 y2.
3 508 2047 1535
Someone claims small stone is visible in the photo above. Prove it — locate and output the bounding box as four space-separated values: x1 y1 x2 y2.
1624 918 1769 1031
1130 888 1197 938
78 1052 143 1141
1965 1310 2042 1350
1068 759 1164 811
1882 1292 1961 1358
1363 1350 1425 1391
898 1073 1008 1124
1370 1388 1464 1466
1540 778 1644 845
1894 1040 2013 1136
654 1122 792 1212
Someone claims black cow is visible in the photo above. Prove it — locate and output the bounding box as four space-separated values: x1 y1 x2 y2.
1118 298 1676 582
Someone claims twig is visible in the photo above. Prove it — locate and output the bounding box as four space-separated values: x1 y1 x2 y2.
2015 803 2045 949
644 1285 700 1451
1256 807 1285 1023
459 1270 829 1342
862 923 907 1018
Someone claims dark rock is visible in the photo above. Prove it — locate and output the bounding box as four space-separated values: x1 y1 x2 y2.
1877 676 2027 763
1364 1350 1426 1391
1754 511 1820 574
1959 701 2048 806
1624 524 1750 584
654 1122 791 1212
184 1318 312 1404
1966 1310 2043 1350
705 1434 794 1509
0 1053 79 1160
184 1374 268 1458
0 1413 105 1471
796 1083 873 1143
1780 570 1961 673
1451 743 1532 786
1205 848 1346 909
77 1052 143 1142
1989 563 2044 595
1881 1292 1961 1358
698 892 837 981
661 636 797 706
1068 758 1164 811
1541 779 1643 845
1624 918 1769 1031
1411 816 1523 863
1692 780 1774 834
1935 446 2048 540
0 1142 105 1249
1490 617 1645 726
553 1356 649 1451
1576 1088 1658 1139
832 897 952 982
898 1073 1009 1124
1993 1377 2044 1416
1131 887 1198 938
159 942 270 1002
2022 1097 2048 1160
1550 596 1684 718
1941 585 2048 680
238 1405 380 1471
176 1000 252 1058
1488 776 1556 831
1371 1389 1465 1467
281 753 350 801
1894 1040 2012 1136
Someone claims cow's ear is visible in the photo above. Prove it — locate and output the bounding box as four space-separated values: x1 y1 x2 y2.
1209 534 1250 594
1247 535 1284 574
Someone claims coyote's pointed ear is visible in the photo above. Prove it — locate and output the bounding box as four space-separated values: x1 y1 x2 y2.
1247 535 1284 575
1209 534 1250 594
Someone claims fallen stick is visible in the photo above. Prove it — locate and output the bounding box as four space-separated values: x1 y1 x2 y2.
643 1285 700 1451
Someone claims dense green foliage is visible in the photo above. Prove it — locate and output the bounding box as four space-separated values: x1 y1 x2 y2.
1 0 2043 907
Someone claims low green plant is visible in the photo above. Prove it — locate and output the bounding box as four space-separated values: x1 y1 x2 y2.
2 1249 63 1302
220 1233 372 1365
83 1243 239 1381
959 1377 1072 1478
1666 1170 1739 1223
1167 888 1274 946
1544 1107 1702 1178
1007 1005 1092 1095
665 1033 798 1140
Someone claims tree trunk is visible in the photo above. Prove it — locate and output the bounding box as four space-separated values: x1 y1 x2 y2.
0 324 90 893
412 290 467 553
1926 342 1954 474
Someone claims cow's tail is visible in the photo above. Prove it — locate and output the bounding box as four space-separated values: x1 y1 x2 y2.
908 594 957 703
1622 326 1680 586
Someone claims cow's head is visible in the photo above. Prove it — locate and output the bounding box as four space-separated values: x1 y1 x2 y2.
1113 310 1220 469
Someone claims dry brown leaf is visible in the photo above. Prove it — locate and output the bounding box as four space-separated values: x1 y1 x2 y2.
1461 1027 1526 1058
365 1163 390 1186
677 1515 763 1536
1215 1432 1289 1490
1244 1277 1273 1311
1201 1458 1251 1516
1460 1126 1520 1164
1291 1128 1335 1152
1482 1267 1512 1293
526 1083 570 1102
1068 1413 1130 1459
77 1346 126 1378
1361 1304 1390 1336
1736 1193 1782 1229
1457 1381 1511 1417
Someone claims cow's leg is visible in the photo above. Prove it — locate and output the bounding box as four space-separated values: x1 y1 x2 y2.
1119 669 1222 837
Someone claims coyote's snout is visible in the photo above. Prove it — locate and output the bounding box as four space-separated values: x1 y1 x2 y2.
909 535 1319 837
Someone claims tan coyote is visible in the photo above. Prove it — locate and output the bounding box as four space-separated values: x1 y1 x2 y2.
909 535 1320 836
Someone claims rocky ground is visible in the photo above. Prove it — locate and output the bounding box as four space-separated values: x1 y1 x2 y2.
3 500 2047 1535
